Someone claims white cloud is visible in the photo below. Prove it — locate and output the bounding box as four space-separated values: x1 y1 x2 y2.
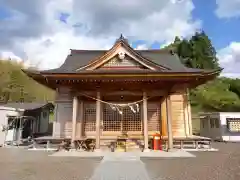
19 31 115 70
0 51 30 68
217 42 240 78
135 44 148 50
0 0 200 70
215 0 240 18
0 51 22 62
70 0 200 42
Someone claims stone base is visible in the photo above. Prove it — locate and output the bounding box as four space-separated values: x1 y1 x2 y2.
143 148 151 152
115 148 126 152
94 148 102 152
167 148 178 152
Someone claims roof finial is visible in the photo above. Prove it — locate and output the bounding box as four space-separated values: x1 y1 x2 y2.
115 34 129 44
120 33 124 40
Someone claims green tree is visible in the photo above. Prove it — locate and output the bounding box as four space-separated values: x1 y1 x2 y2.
176 39 193 66
189 31 220 69
166 31 240 112
191 79 240 112
0 60 55 103
168 31 220 70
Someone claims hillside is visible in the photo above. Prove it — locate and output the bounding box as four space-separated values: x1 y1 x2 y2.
0 60 55 103
165 31 240 113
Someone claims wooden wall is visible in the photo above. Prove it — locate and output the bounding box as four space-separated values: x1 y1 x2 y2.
53 87 73 138
160 89 192 137
53 87 192 138
170 91 186 136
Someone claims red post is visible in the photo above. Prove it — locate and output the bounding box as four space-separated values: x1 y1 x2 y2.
153 133 162 150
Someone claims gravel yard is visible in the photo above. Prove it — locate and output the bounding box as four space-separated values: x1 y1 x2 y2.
143 142 240 180
0 142 239 180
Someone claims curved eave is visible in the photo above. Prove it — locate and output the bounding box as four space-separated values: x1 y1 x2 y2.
22 67 222 77
39 69 221 78
21 68 222 90
21 69 56 90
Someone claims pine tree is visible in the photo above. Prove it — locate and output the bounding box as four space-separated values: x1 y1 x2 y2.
170 31 220 70
189 31 220 69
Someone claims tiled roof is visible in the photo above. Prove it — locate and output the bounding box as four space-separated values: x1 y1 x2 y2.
39 49 207 74
22 35 221 75
0 102 53 110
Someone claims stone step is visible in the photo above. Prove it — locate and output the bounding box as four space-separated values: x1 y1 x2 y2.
126 148 142 152
100 139 144 150
115 148 126 152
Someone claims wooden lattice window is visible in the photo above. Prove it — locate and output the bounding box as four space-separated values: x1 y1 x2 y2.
102 104 142 132
83 103 96 131
123 107 142 131
103 105 121 131
147 103 160 131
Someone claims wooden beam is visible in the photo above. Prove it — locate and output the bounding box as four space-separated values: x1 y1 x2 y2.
42 73 211 78
76 90 167 97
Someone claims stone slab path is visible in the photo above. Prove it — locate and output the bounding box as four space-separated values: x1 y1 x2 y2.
50 150 196 158
49 150 195 179
90 154 150 180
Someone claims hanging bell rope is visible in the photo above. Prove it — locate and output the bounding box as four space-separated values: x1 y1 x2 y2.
78 92 152 115
78 92 152 107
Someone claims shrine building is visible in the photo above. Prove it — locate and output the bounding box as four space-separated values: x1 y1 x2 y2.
22 35 220 151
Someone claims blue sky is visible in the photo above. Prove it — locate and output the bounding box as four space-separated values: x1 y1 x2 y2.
192 0 240 50
131 0 240 50
0 6 11 19
0 0 240 77
1 1 239 50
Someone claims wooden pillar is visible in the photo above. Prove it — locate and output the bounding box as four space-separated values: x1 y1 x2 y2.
184 91 190 137
166 95 173 150
143 91 149 151
52 103 58 138
207 115 211 133
101 103 104 136
71 96 78 144
186 89 192 136
95 91 101 150
141 103 144 135
52 88 58 138
79 100 84 138
161 98 167 136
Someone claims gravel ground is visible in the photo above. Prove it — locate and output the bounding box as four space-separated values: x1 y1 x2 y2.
143 142 240 180
0 142 239 180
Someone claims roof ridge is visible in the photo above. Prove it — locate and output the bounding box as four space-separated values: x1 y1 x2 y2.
136 49 171 53
70 48 172 54
70 49 107 54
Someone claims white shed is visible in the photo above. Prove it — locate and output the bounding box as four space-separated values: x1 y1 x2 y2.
0 106 23 146
0 103 54 146
199 112 240 142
